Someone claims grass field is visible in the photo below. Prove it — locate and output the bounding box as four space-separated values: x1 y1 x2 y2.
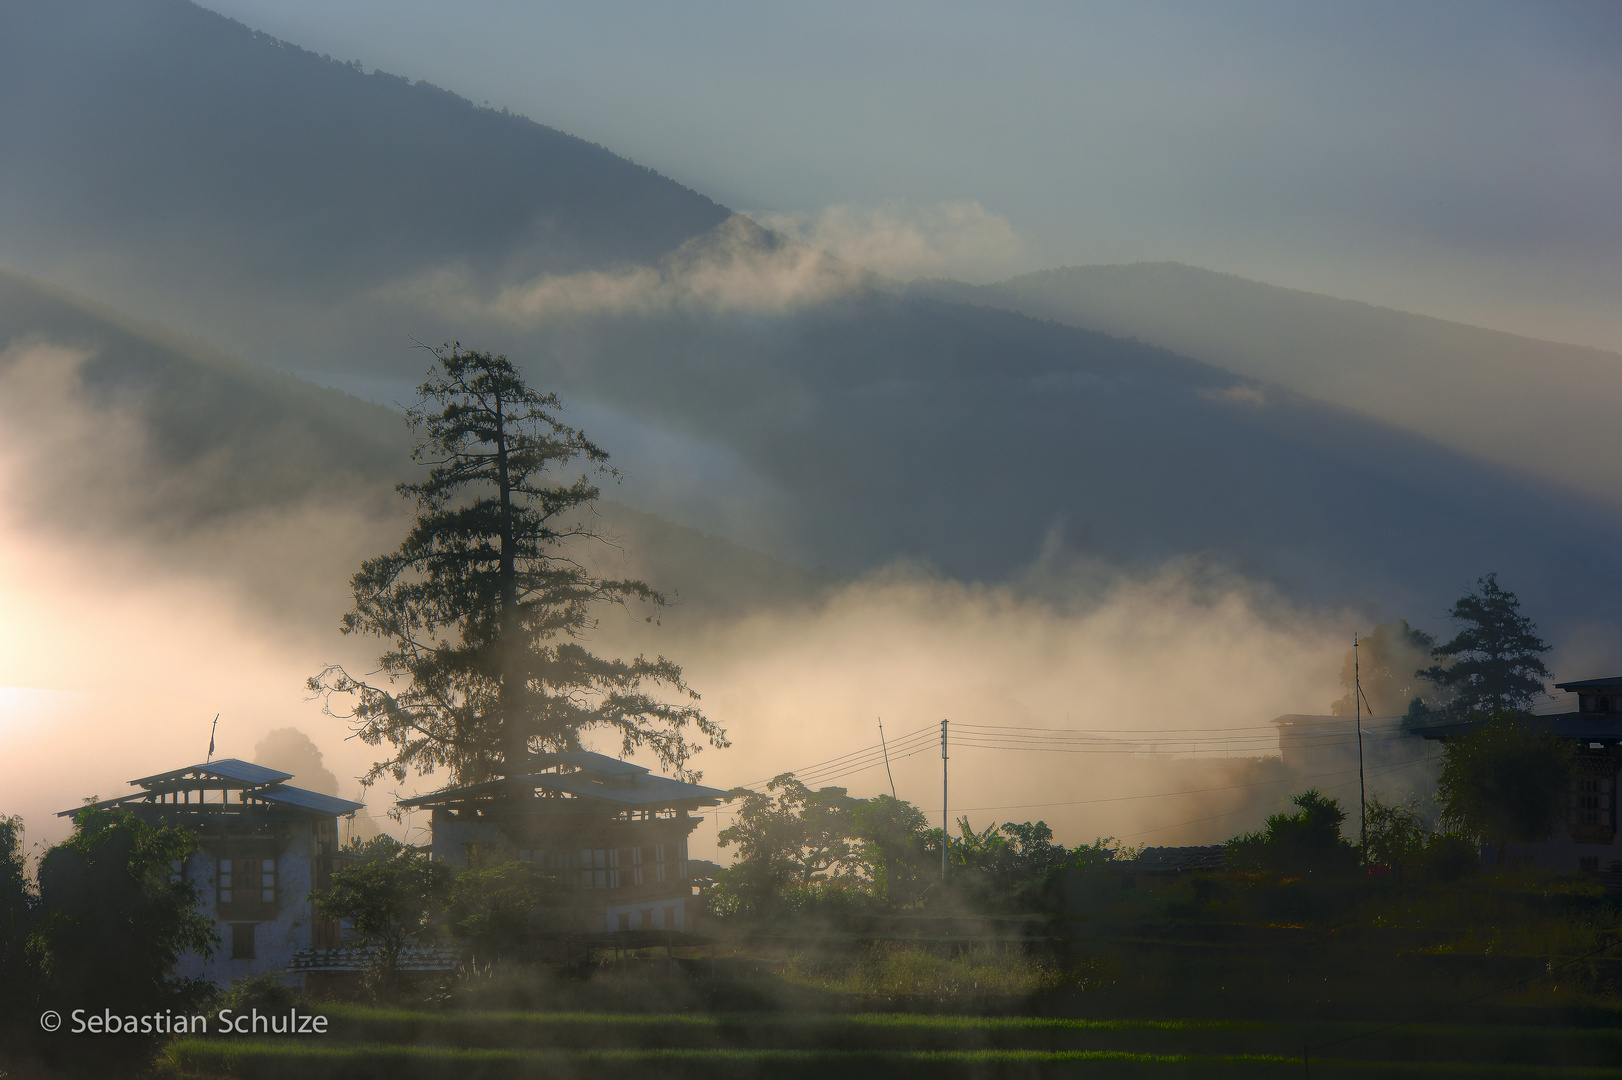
160 1007 1622 1078
148 871 1622 1078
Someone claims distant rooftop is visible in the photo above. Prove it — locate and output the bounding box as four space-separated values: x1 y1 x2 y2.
1555 677 1622 692
59 757 363 819
400 752 726 812
130 758 293 789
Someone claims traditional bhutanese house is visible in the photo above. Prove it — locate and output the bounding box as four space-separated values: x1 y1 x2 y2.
1417 677 1622 876
1271 712 1434 775
58 758 363 988
399 751 725 933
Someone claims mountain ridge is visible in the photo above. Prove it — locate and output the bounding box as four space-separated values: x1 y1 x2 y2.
913 263 1622 509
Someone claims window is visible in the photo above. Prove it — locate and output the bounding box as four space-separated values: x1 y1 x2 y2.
1580 856 1600 874
579 849 619 889
631 846 644 886
678 838 689 881
218 855 276 907
655 842 667 884
1571 775 1613 831
230 923 256 960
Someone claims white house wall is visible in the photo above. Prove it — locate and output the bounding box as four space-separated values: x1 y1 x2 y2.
172 829 316 989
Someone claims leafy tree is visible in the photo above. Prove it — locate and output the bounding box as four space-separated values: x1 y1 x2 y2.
1226 790 1358 872
1330 620 1441 717
717 774 862 915
1417 574 1550 719
342 832 408 861
310 344 726 788
445 861 561 962
1363 795 1429 870
1363 796 1481 880
0 815 36 1057
1437 711 1573 865
1000 820 1068 873
28 806 217 1016
852 795 933 907
947 819 1066 884
312 846 452 989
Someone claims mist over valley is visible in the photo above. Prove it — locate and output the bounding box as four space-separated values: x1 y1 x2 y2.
1 0 1616 867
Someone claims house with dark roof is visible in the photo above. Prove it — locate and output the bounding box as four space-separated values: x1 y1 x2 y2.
1271 712 1434 775
399 751 725 933
1416 676 1622 874
59 758 364 988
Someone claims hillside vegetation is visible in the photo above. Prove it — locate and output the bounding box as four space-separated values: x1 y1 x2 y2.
920 263 1622 510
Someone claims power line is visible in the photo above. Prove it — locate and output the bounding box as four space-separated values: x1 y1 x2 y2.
730 720 1437 793
1114 754 1434 840
945 755 1438 815
708 751 1438 823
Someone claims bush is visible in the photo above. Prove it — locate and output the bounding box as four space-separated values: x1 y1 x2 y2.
1226 790 1359 873
313 846 452 995
446 861 562 962
219 970 299 1013
1420 833 1481 881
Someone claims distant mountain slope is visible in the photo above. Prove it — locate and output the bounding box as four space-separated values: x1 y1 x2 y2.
4 2 1621 643
0 0 729 357
0 268 829 625
916 264 1622 509
511 289 1622 633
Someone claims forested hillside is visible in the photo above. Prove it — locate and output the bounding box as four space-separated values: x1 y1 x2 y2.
919 264 1622 509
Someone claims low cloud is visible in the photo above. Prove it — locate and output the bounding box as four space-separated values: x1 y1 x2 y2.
381 215 871 327
2 337 1417 865
378 202 1026 328
753 200 1026 283
588 556 1429 860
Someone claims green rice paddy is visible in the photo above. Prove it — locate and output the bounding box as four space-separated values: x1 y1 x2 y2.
161 1008 1622 1078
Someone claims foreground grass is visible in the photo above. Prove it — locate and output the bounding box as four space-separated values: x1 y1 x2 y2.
162 1041 1622 1080
156 1008 1622 1077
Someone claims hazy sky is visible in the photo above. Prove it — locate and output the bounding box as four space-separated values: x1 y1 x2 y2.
199 0 1622 351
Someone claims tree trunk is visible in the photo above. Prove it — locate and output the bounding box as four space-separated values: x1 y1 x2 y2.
493 392 526 775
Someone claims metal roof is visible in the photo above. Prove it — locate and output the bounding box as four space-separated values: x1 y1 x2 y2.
1415 713 1622 741
57 781 362 819
129 758 292 789
495 751 652 777
396 776 532 809
255 786 365 815
545 751 650 776
532 770 726 807
397 769 726 811
1554 677 1622 692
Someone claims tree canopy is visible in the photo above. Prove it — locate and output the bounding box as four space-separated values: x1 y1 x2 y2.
313 847 453 987
716 775 865 914
311 344 726 788
1226 790 1358 872
1330 620 1440 717
1417 573 1550 719
1437 711 1573 862
28 806 216 1016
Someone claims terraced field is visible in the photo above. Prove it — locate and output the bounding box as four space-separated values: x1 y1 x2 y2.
162 1008 1622 1078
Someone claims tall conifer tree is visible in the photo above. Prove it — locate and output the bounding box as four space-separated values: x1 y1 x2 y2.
311 344 726 788
1418 573 1550 720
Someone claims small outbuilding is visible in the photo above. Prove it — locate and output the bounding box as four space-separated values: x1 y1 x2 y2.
400 751 725 933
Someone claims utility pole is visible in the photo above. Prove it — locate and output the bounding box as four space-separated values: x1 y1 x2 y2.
879 717 897 798
1355 633 1367 866
941 719 950 879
